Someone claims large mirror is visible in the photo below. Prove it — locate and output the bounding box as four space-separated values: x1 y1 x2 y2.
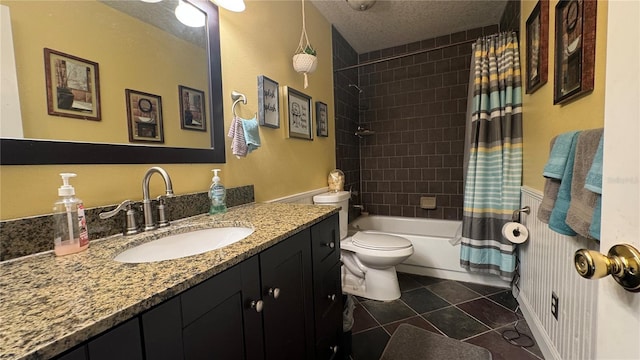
0 0 225 165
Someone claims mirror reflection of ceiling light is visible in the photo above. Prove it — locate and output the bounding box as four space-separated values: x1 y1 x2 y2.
175 0 206 27
346 0 376 11
211 0 246 12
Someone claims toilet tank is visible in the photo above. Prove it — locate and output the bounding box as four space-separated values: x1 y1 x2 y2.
313 191 350 239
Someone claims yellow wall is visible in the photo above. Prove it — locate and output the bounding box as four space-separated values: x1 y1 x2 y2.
7 0 211 148
0 0 335 219
521 0 607 190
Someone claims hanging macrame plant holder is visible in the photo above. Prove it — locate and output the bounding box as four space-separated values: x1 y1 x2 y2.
293 0 317 89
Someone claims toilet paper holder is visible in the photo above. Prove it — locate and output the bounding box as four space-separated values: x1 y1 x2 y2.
574 244 640 292
511 206 531 222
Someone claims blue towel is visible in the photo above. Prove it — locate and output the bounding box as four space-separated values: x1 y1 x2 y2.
586 134 603 240
543 131 579 179
548 132 579 236
241 116 261 154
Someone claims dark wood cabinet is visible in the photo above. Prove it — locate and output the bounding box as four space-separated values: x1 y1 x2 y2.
310 214 343 359
54 214 341 360
261 230 314 360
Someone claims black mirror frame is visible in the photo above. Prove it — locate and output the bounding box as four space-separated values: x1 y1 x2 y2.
0 0 225 165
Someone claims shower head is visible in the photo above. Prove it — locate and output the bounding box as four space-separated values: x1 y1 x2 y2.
348 84 364 93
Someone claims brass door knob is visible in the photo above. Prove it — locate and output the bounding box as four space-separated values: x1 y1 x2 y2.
574 244 640 292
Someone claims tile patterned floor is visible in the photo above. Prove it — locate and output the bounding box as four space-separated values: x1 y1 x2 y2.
348 273 545 360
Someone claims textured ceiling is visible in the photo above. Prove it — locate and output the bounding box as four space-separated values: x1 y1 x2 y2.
309 0 508 54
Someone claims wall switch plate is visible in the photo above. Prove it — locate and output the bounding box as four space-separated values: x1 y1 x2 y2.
551 292 559 320
420 196 436 209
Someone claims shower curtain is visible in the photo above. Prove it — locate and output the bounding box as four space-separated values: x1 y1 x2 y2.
460 32 523 281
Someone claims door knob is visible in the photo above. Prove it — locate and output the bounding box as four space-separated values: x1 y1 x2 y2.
574 244 640 292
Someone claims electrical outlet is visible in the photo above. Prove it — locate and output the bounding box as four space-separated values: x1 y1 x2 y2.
551 292 559 320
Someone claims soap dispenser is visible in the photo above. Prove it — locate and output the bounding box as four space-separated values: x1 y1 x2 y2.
209 169 227 214
53 173 89 256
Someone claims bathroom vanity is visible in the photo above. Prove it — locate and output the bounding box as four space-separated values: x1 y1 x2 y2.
0 203 342 360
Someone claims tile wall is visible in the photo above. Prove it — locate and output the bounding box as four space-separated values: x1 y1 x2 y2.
356 25 498 220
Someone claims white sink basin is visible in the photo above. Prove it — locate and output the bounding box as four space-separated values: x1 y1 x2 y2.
114 227 254 263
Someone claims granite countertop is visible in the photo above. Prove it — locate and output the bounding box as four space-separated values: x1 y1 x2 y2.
0 202 338 360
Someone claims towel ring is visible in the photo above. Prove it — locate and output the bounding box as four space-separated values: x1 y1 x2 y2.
231 90 247 117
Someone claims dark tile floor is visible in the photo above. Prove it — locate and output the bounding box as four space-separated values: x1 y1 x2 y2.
348 273 544 360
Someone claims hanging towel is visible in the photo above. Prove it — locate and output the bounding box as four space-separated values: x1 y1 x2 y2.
228 115 248 158
548 132 580 236
566 129 604 239
241 116 261 154
586 135 604 240
538 137 559 223
543 131 579 178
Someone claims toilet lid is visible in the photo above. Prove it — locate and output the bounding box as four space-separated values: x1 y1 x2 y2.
352 231 412 250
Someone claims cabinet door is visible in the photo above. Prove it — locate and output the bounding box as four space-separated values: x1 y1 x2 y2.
55 345 87 360
87 318 143 360
181 256 263 360
260 229 314 360
141 296 183 360
314 262 343 360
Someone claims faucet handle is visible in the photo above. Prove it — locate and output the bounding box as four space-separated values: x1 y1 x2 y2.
99 200 139 235
156 195 170 228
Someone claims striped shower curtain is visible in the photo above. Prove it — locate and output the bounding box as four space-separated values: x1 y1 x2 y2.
460 32 523 281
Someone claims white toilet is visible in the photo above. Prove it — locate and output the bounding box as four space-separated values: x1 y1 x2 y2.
313 191 413 301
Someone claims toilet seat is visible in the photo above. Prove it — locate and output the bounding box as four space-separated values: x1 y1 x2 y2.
351 231 412 251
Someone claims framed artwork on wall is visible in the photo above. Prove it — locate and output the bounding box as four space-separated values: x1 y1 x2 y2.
257 75 280 128
44 48 101 121
526 0 549 94
125 89 164 143
179 85 206 131
285 86 312 140
553 0 597 104
315 101 328 137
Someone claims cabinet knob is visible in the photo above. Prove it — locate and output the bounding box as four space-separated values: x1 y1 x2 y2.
324 241 335 249
250 300 263 313
268 287 280 299
327 294 336 302
328 345 339 360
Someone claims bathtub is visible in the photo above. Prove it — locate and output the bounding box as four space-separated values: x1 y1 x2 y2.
348 215 510 288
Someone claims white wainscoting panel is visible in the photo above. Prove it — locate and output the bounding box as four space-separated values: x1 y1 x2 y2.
267 188 328 204
519 186 599 360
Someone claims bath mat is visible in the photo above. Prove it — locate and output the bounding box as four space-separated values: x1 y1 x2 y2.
380 324 492 360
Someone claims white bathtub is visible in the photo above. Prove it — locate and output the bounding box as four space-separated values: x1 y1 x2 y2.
348 215 510 288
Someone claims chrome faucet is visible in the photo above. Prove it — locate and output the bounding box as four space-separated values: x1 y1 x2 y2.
142 167 174 231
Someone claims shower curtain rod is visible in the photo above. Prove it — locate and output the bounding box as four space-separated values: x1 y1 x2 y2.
333 38 477 72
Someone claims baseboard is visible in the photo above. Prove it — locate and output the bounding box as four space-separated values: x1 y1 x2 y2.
397 264 510 289
517 288 562 360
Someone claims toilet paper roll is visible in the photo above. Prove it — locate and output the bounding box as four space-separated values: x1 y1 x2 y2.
502 222 529 244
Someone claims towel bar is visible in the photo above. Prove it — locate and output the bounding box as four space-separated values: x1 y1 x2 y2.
231 90 247 117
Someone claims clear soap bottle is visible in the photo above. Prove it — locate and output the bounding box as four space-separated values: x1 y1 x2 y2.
53 173 89 256
209 169 227 215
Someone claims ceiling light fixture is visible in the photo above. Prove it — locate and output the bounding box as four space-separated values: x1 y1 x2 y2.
175 0 206 27
212 0 246 12
346 0 376 11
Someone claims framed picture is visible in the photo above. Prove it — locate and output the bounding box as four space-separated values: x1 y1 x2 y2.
526 0 549 94
285 86 313 140
179 85 206 131
316 101 328 137
44 48 101 121
257 75 280 128
125 89 164 143
553 0 597 104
